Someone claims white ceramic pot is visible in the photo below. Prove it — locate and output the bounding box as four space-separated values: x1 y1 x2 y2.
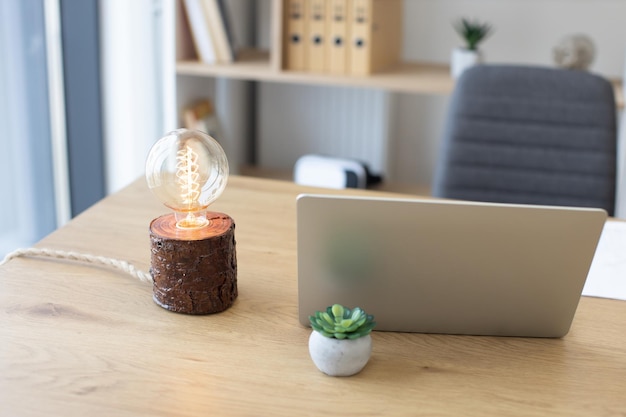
308 330 372 377
451 47 484 79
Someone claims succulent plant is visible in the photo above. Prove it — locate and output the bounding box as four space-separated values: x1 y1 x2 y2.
454 18 492 51
309 304 376 340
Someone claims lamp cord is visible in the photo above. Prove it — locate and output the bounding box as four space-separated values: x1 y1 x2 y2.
0 248 153 284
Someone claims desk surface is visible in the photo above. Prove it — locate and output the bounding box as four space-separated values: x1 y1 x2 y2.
1 176 625 416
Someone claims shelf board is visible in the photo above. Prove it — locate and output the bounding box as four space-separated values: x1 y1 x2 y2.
176 48 624 106
176 49 454 95
239 165 432 196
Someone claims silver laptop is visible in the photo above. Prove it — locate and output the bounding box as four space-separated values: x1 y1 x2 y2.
297 194 607 337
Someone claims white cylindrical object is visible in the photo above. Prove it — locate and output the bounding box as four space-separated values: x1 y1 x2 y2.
451 48 483 79
308 331 372 377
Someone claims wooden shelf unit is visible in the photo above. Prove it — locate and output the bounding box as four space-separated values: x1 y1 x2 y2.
177 49 454 94
177 52 623 106
175 0 623 110
176 0 456 96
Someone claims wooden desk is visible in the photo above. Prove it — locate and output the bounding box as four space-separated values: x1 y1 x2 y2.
1 176 625 416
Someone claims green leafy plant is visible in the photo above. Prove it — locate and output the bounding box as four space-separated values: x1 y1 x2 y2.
309 304 376 340
454 18 492 50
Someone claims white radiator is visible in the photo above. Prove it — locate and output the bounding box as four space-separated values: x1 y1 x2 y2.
257 83 391 176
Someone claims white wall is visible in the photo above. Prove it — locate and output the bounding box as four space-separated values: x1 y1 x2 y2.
404 0 626 78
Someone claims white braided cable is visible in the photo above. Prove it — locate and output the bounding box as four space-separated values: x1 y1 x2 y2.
0 248 153 283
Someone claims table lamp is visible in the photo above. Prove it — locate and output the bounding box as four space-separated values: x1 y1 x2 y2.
145 129 237 314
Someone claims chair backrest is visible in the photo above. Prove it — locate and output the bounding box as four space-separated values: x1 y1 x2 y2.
432 64 617 215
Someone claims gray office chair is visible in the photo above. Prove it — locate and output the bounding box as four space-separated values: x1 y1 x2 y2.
432 64 617 215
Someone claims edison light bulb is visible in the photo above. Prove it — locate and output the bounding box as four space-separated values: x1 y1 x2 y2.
146 129 228 229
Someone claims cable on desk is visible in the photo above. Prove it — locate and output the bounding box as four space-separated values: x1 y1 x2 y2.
0 248 153 284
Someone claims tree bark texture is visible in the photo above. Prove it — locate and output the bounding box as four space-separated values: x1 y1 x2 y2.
149 212 237 314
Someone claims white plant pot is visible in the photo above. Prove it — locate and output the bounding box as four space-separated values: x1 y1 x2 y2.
308 330 372 377
451 47 484 79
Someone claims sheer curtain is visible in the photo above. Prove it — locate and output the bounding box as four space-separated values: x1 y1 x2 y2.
0 0 65 257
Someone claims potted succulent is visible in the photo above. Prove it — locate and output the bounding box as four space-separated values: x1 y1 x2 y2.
308 304 376 377
451 18 492 78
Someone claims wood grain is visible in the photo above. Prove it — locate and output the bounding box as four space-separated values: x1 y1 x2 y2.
176 54 624 108
1 176 625 416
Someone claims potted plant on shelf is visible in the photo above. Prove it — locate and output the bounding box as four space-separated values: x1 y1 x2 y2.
308 304 376 377
451 18 493 78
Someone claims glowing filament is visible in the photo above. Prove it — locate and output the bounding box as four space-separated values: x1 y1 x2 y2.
173 145 207 229
176 145 201 208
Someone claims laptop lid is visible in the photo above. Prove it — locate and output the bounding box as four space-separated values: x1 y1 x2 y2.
297 194 607 337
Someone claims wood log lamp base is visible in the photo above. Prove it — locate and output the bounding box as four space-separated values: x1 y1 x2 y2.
149 212 237 314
